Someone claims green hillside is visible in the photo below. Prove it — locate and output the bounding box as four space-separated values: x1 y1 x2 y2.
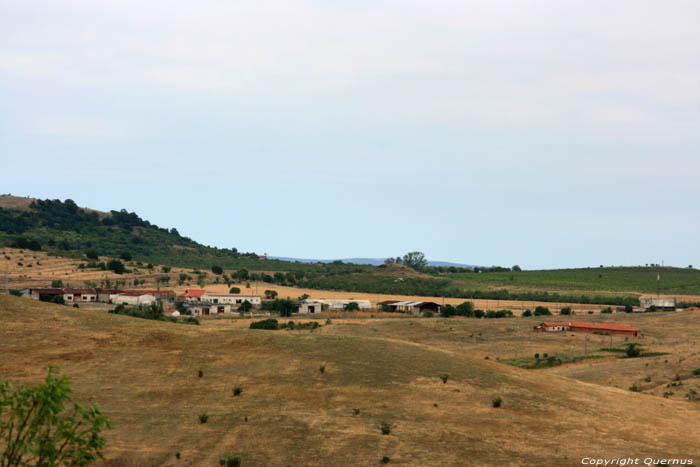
0 197 368 275
445 267 700 295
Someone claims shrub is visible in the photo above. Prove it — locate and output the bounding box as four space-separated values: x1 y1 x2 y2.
233 385 242 396
352 408 360 415
239 300 253 313
492 396 502 408
626 343 641 358
422 311 434 318
0 366 110 465
198 413 209 423
629 384 640 392
211 265 223 275
560 307 572 315
9 290 22 297
381 456 391 464
107 259 126 274
534 353 539 359
183 317 200 325
176 452 181 459
51 279 64 288
225 457 241 467
229 287 241 294
533 306 551 316
319 365 326 374
693 368 700 377
485 309 513 319
198 369 203 378
264 290 278 299
380 421 393 435
73 303 79 308
439 374 449 384
601 307 613 314
161 266 171 273
344 301 360 311
521 309 532 317
250 319 279 330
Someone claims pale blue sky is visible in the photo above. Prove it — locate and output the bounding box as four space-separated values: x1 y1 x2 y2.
1 1 699 269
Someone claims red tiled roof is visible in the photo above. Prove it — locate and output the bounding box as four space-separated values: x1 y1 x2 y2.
685 306 700 311
29 288 64 294
202 293 260 297
63 288 97 294
377 300 400 306
181 289 206 298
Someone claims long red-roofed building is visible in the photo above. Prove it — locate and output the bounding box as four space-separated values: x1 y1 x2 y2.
533 321 641 337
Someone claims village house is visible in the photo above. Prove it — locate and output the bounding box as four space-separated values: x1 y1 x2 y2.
200 292 261 307
297 300 325 314
178 289 207 302
533 321 641 337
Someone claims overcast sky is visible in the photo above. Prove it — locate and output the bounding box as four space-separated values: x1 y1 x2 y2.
1 1 699 269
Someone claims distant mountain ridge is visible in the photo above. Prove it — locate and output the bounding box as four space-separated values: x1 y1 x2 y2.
269 256 476 268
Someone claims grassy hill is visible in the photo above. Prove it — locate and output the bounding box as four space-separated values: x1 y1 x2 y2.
1 294 699 465
446 267 700 295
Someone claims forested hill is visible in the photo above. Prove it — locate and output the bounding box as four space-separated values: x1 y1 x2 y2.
0 196 302 271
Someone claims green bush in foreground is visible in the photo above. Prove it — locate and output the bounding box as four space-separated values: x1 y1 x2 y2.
492 396 502 408
249 319 279 330
380 421 393 435
0 365 111 466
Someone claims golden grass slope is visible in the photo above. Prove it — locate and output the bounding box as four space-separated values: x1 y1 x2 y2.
1 294 699 466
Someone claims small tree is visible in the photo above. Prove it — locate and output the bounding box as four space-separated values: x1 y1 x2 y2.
560 307 572 315
229 287 241 294
344 302 360 311
0 366 110 465
533 306 551 316
211 265 223 275
264 290 278 300
51 279 64 288
626 343 641 358
107 259 126 274
239 300 253 313
522 309 532 317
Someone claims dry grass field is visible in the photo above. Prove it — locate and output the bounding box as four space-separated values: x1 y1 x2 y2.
1 294 699 466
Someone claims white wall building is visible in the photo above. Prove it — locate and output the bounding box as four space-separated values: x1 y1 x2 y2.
201 293 261 306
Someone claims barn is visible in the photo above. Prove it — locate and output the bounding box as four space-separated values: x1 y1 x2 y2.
388 301 441 315
533 321 641 337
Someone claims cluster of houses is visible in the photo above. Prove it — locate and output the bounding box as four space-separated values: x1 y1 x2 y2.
533 321 641 336
176 288 262 316
20 287 175 306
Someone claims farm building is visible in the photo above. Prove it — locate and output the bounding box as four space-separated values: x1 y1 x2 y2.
314 299 372 310
111 293 156 306
21 288 97 303
387 301 441 315
533 322 641 337
377 300 400 308
297 300 325 314
201 293 261 306
640 297 676 311
183 302 234 316
102 289 175 304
